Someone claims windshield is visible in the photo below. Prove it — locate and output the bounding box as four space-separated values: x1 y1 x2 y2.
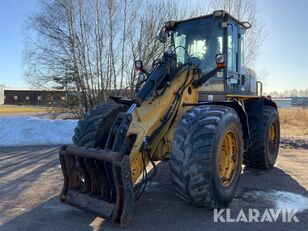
172 17 223 73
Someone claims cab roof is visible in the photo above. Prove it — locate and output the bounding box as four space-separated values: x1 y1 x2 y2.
166 10 252 30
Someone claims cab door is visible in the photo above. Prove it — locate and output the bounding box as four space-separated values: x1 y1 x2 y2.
226 22 240 93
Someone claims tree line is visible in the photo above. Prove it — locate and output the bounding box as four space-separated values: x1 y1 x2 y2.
266 89 308 98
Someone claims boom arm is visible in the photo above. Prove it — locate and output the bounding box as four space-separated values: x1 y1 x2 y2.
192 68 219 87
133 52 177 106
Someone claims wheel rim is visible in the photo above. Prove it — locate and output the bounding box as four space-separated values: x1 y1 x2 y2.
219 131 238 187
267 122 278 157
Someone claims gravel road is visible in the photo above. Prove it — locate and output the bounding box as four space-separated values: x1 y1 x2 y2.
0 145 307 231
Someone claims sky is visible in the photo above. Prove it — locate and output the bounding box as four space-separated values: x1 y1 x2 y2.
257 0 308 92
0 0 37 88
0 0 307 93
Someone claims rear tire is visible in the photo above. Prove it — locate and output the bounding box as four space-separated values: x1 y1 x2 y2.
170 105 243 208
243 106 280 169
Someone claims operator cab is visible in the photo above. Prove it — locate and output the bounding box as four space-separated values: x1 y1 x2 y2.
164 10 257 101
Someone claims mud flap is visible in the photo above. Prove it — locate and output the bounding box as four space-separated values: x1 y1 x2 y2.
59 145 135 226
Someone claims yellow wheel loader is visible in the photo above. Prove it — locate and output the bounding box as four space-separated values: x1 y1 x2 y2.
59 10 280 225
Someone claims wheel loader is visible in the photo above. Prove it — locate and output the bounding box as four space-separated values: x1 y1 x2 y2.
59 10 280 225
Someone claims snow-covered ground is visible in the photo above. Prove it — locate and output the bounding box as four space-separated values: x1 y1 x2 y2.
248 191 308 212
0 116 77 147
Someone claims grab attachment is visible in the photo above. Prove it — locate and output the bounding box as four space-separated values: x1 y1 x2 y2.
59 145 134 225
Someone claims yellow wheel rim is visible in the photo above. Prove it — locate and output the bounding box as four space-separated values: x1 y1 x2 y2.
268 123 276 142
219 131 238 187
267 122 277 156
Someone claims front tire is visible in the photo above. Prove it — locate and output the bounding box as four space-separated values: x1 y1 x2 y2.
73 103 128 148
72 103 128 198
170 105 243 208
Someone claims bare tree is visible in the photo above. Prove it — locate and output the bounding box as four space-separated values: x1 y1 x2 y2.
24 0 185 110
28 0 251 113
266 89 308 97
119 0 128 92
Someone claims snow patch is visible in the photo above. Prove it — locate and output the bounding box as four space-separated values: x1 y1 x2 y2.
0 116 77 147
251 191 308 212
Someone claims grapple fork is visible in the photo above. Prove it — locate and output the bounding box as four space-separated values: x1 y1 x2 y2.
59 112 135 226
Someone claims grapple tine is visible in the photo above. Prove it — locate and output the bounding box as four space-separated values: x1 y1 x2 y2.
77 157 91 193
59 148 68 202
119 155 135 226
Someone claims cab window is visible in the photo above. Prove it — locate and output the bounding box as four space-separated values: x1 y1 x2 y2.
227 23 238 74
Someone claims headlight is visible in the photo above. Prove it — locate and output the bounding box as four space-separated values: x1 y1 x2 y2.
216 54 225 64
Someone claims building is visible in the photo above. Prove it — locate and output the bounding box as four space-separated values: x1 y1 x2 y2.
0 85 130 106
1 87 66 105
272 97 308 108
272 98 292 108
0 85 4 105
291 97 308 106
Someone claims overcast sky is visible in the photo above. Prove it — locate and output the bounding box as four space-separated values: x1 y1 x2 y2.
0 0 307 93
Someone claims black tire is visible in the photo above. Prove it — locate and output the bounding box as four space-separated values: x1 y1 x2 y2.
72 103 128 198
73 103 128 148
170 105 243 208
243 106 280 169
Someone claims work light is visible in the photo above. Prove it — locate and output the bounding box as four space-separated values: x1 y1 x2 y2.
216 54 225 68
213 10 225 18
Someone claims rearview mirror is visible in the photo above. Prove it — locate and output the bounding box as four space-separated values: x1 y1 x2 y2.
135 60 144 70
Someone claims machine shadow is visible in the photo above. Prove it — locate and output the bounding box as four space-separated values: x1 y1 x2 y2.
99 161 308 230
1 161 307 231
0 196 97 231
239 166 308 196
0 146 61 220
